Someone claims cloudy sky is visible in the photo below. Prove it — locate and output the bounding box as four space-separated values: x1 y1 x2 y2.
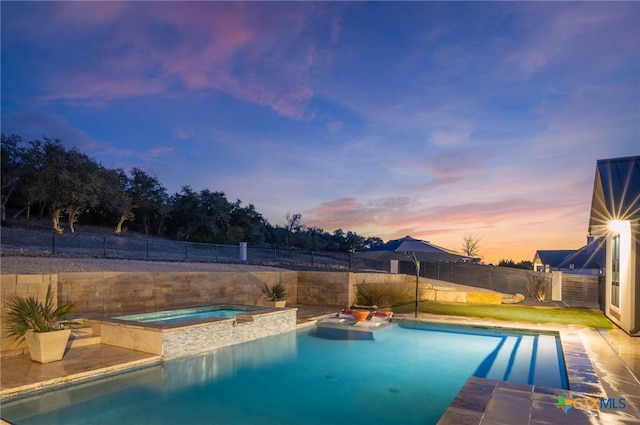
2 1 638 263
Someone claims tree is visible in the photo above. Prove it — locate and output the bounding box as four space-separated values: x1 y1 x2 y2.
167 187 232 243
37 138 70 232
3 133 399 249
461 233 481 259
228 202 267 245
13 139 50 219
63 149 103 232
168 186 201 241
197 189 232 243
0 134 28 222
129 168 168 235
499 259 533 270
284 212 303 248
363 236 383 250
101 169 135 234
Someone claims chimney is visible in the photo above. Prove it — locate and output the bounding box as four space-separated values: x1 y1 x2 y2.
586 235 596 253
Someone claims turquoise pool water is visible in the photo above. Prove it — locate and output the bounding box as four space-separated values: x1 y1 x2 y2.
114 306 253 325
1 322 568 425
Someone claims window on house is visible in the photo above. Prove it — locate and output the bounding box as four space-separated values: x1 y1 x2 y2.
611 234 620 309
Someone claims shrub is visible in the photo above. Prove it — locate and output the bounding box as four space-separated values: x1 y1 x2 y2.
355 282 412 307
262 282 287 301
5 284 77 342
526 272 548 302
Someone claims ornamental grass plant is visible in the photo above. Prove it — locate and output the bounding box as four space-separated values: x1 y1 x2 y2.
5 284 78 342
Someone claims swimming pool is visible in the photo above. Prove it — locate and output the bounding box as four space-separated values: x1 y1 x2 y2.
1 322 568 425
115 305 254 325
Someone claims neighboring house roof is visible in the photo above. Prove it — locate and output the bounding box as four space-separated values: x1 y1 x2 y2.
534 238 606 271
534 250 576 267
589 155 640 233
557 238 606 270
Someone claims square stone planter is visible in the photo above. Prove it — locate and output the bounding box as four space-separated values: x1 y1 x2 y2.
25 329 72 363
263 300 287 308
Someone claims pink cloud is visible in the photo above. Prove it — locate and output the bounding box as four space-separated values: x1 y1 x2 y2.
53 2 127 26
34 2 335 120
41 74 167 106
305 194 588 263
139 146 175 162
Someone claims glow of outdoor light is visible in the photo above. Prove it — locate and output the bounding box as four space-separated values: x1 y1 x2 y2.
608 220 625 234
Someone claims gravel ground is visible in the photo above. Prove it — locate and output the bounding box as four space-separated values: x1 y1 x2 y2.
0 256 287 274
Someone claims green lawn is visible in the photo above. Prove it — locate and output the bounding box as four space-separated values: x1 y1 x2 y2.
393 301 614 329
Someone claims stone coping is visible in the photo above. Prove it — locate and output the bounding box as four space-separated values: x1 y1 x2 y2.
389 315 639 425
0 346 161 400
84 304 295 331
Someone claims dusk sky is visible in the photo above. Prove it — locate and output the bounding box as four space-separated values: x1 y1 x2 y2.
2 1 638 263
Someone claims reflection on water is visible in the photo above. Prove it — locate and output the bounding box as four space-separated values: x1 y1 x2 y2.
310 325 377 340
157 331 297 392
2 332 297 422
2 366 163 422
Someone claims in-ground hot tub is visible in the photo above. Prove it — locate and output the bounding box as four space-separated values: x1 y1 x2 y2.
115 305 254 325
87 305 297 359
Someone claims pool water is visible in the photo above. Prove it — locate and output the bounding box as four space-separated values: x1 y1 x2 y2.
1 322 568 425
114 306 252 325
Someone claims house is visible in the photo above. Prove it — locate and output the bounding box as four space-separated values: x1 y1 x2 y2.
588 155 640 336
532 236 605 275
533 249 578 273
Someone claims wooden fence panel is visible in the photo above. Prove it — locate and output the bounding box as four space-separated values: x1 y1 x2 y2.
417 262 596 307
562 274 602 306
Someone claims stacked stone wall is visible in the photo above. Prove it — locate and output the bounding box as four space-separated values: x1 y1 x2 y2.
297 271 351 307
161 310 297 360
0 274 57 356
56 271 297 313
0 269 496 358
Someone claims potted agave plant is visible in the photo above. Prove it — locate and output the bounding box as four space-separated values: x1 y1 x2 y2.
262 282 287 308
5 284 77 363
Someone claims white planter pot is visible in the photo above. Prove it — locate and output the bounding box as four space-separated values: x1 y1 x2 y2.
24 329 71 363
264 300 286 308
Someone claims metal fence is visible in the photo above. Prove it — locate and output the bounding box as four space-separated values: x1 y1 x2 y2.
0 227 383 271
0 227 605 307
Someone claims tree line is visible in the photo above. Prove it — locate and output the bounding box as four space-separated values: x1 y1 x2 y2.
1 134 383 253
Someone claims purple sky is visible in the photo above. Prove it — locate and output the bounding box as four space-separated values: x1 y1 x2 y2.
2 1 638 262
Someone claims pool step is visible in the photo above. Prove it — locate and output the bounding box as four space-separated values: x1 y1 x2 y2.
478 334 566 389
67 327 101 348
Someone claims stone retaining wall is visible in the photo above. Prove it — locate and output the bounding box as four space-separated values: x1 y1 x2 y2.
0 270 500 357
57 271 298 313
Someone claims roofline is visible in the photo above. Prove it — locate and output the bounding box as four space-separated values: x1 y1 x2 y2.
596 155 640 164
